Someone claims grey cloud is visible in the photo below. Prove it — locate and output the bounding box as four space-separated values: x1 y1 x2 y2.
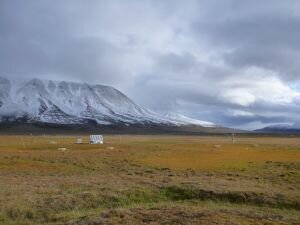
192 1 300 80
0 0 135 84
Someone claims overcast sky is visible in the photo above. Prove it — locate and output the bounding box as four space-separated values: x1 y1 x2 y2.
1 0 300 129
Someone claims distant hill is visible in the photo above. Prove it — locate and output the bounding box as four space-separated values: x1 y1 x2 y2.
255 124 300 133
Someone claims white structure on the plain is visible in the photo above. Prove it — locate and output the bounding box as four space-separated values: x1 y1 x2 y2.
75 138 83 144
90 135 104 144
58 147 67 152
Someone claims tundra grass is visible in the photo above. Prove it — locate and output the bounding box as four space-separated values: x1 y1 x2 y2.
0 135 299 224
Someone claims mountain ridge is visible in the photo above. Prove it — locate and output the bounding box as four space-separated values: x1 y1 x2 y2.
255 124 300 133
0 77 217 128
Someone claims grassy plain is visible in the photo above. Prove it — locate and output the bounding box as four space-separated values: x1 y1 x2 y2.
0 135 299 225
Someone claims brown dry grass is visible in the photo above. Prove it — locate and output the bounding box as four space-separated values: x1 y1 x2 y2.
137 143 300 170
0 135 299 225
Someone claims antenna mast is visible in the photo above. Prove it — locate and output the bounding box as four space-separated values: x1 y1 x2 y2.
232 132 235 144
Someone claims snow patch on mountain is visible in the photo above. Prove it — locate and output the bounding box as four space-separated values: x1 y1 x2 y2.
164 112 215 127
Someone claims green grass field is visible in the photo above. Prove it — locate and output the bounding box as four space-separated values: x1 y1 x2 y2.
0 135 300 225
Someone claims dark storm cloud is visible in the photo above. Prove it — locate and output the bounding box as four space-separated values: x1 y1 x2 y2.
192 0 300 80
1 0 300 129
0 0 135 84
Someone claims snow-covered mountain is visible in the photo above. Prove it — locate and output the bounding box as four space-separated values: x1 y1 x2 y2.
0 77 215 127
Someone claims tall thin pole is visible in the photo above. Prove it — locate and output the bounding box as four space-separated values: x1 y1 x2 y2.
232 132 235 144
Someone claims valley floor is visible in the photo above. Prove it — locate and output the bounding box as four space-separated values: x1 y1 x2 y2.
0 135 300 225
